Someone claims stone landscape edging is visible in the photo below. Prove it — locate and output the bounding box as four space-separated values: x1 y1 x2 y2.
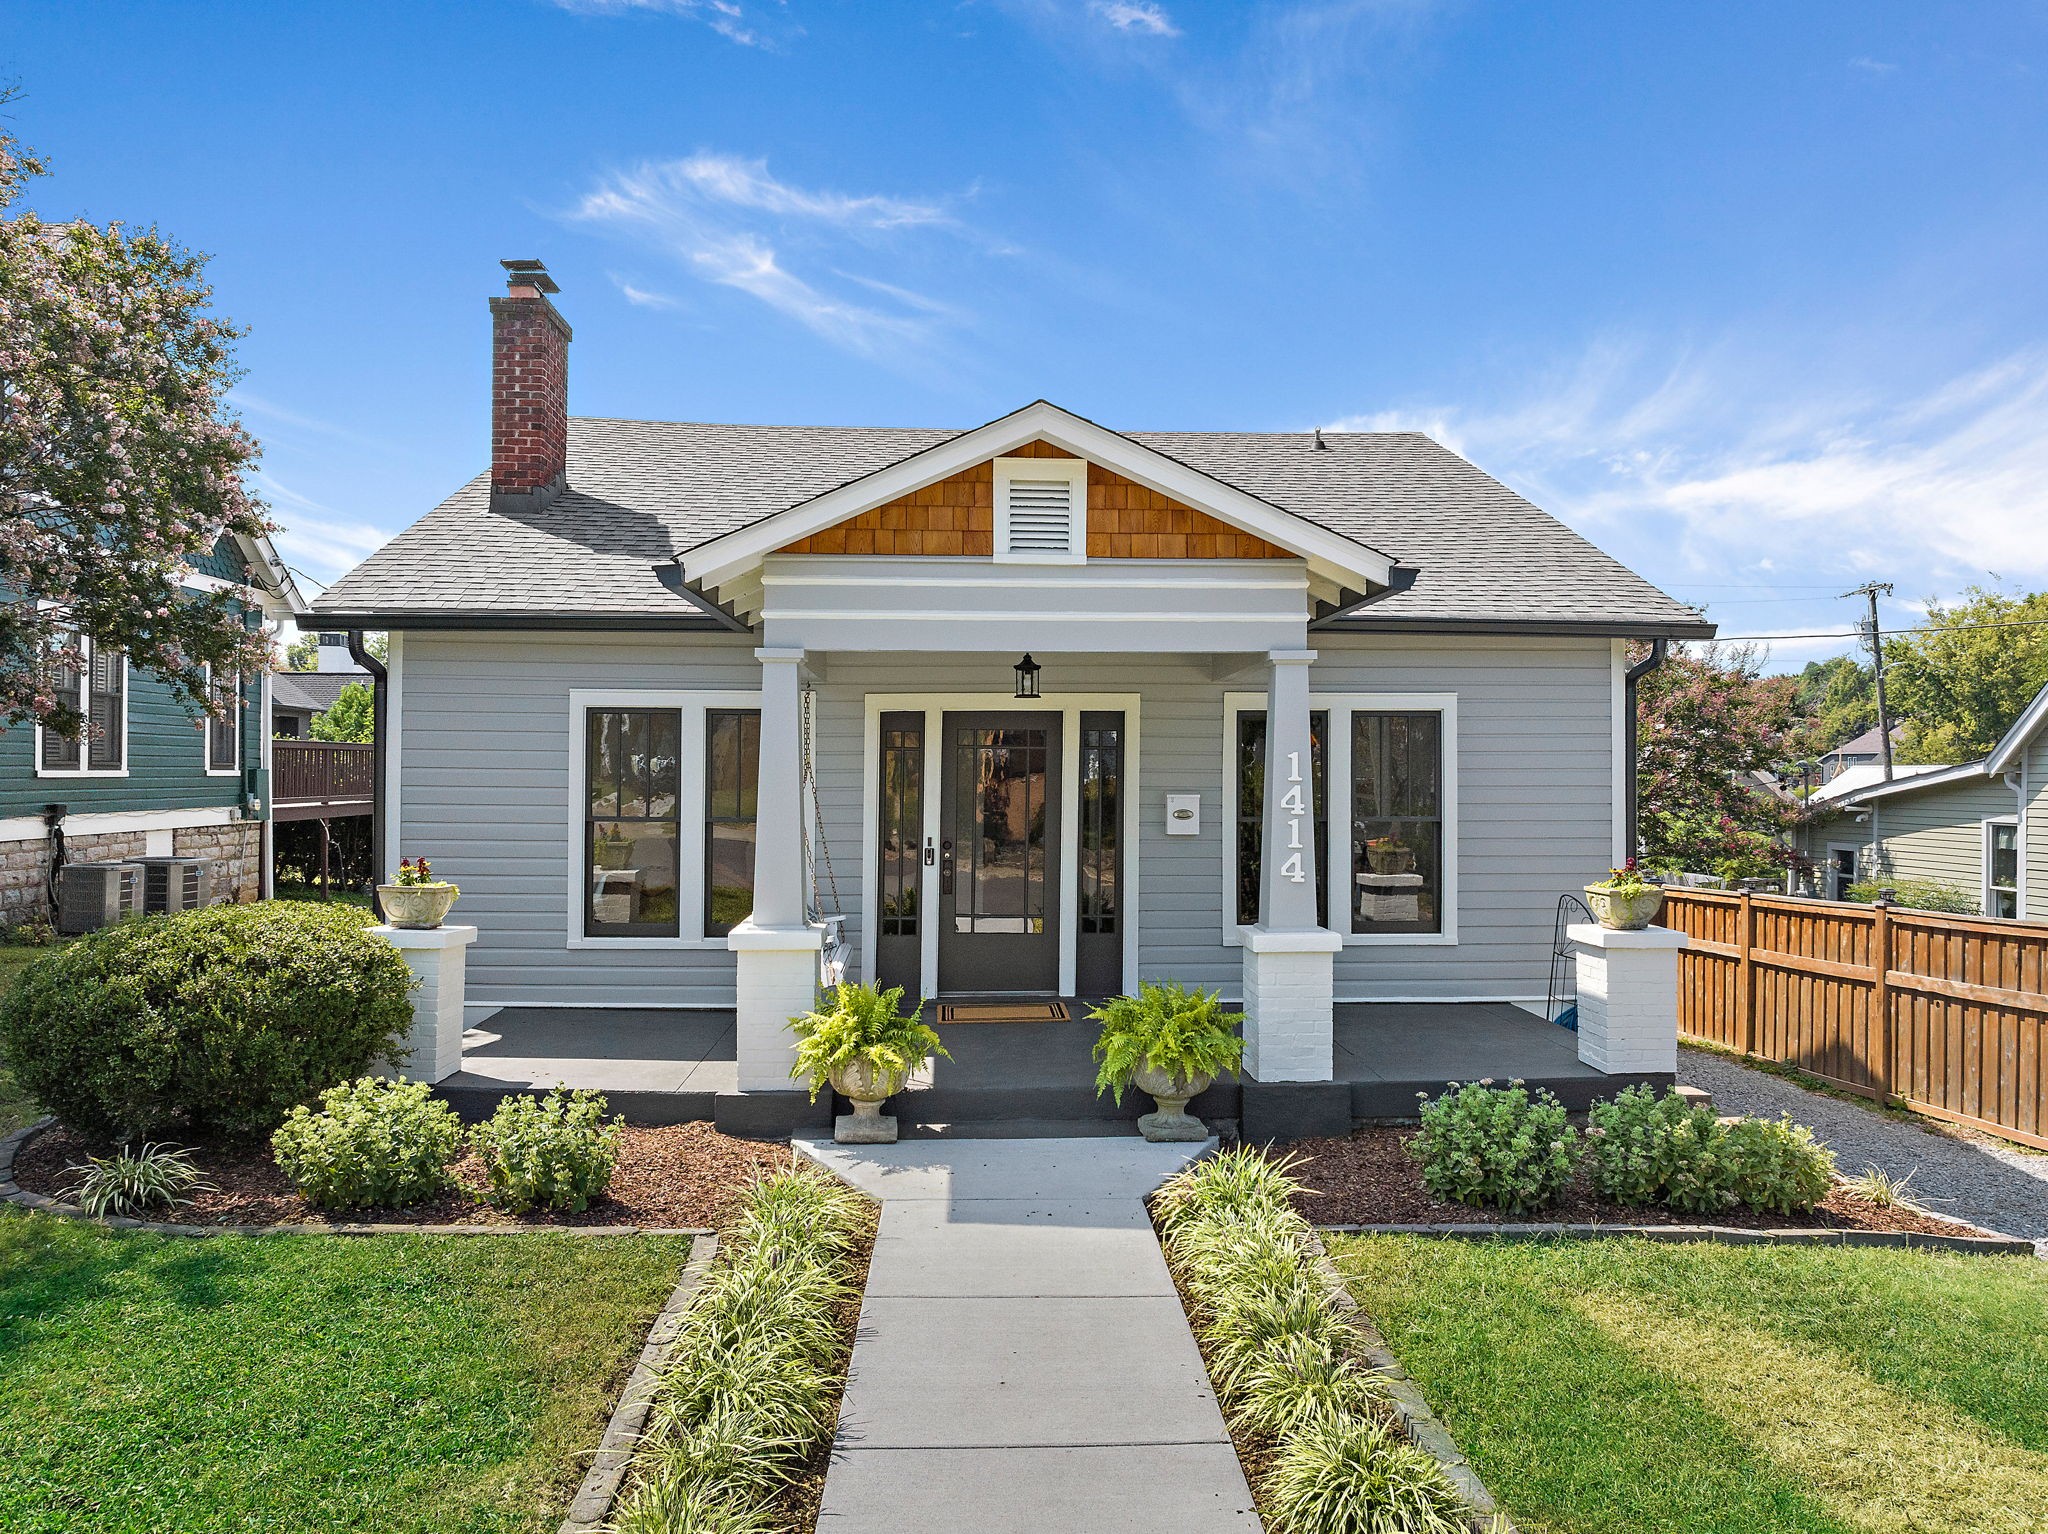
1302 1228 1516 1533
0 1117 712 1238
1314 1218 2034 1256
557 1232 719 1533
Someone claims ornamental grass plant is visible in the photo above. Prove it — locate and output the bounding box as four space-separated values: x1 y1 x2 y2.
1153 1147 1472 1534
611 1165 871 1533
60 1141 212 1218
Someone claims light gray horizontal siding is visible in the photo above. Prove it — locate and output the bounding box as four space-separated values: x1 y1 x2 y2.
396 630 760 1009
398 629 1619 1011
1870 776 2020 909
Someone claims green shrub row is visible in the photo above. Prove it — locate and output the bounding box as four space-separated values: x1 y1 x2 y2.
270 1079 623 1213
0 903 416 1140
611 1167 870 1534
1410 1081 1837 1217
1156 1148 1472 1534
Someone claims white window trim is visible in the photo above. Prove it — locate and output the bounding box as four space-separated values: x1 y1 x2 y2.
34 640 129 778
203 664 244 777
565 689 763 950
993 455 1088 566
1825 842 1863 902
1223 691 1459 948
1983 816 2020 919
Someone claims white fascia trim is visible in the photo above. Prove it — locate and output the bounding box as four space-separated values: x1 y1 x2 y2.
0 805 239 843
677 400 1396 593
1837 759 1992 805
564 688 764 948
1222 689 1459 948
1987 682 2048 775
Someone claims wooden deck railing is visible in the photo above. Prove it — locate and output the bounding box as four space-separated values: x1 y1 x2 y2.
272 740 374 818
1660 888 2048 1150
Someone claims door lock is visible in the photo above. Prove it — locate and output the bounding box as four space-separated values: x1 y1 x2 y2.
923 836 936 867
940 838 955 894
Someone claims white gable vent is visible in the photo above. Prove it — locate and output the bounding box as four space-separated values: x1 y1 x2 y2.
995 456 1088 564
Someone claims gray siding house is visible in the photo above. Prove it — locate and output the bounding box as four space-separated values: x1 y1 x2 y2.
313 262 1712 1120
1796 682 2048 919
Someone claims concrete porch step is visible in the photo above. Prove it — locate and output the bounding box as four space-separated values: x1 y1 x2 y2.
893 1116 1241 1141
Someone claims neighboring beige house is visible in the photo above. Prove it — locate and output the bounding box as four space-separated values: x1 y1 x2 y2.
1796 683 2048 918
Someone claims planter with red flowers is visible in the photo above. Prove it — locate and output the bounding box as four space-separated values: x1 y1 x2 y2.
1584 859 1665 931
377 857 461 930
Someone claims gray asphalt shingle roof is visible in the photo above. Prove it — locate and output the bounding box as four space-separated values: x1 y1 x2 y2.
270 671 365 714
314 416 1710 635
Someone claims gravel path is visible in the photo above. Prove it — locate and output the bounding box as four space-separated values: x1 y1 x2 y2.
1678 1047 2048 1256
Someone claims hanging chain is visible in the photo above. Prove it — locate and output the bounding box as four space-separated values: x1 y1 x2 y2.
800 688 845 916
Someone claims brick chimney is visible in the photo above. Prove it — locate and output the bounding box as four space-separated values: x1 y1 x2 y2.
490 259 571 507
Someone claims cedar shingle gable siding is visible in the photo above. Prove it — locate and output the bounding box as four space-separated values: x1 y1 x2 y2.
777 440 1293 560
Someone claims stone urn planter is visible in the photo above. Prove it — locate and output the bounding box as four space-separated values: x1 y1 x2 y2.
1366 842 1416 875
1131 1059 1213 1143
1584 884 1665 931
377 883 461 930
829 1057 910 1145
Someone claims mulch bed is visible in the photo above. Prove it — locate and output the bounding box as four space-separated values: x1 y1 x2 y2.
1282 1125 1987 1237
12 1121 801 1230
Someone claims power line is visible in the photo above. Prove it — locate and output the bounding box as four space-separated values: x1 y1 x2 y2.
1704 616 2048 642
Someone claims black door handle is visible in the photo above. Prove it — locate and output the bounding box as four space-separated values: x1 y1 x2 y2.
940 839 955 894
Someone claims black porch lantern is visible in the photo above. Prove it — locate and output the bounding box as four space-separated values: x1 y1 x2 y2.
1012 653 1042 699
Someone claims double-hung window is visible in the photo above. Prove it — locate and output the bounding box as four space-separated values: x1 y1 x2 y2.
577 694 761 943
204 666 242 775
39 636 126 775
1228 693 1456 943
1985 820 2020 920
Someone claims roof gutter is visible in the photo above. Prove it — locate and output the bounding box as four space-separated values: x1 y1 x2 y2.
347 630 389 919
1623 638 1669 861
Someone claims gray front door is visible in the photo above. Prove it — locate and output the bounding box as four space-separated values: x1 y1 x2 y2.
938 713 1061 993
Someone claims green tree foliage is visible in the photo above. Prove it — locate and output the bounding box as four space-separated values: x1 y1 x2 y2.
0 99 276 733
310 680 374 742
1636 643 1799 879
1883 586 2048 763
284 631 385 670
1788 655 1875 758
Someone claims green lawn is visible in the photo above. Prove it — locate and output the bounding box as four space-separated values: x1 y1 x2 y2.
1330 1235 2048 1534
0 1213 694 1533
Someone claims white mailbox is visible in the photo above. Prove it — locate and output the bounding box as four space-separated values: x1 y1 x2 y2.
1165 793 1201 836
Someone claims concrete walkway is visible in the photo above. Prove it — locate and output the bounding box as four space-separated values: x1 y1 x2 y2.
798 1136 1260 1533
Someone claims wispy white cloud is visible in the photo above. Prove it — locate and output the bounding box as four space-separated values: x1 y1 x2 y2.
1849 56 1899 75
545 0 796 50
251 472 393 586
570 153 975 359
608 274 682 308
1332 340 2048 665
1092 1 1180 37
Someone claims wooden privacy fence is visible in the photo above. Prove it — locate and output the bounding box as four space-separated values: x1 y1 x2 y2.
1660 889 2048 1150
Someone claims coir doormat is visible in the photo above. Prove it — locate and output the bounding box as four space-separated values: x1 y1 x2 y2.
935 1001 1073 1024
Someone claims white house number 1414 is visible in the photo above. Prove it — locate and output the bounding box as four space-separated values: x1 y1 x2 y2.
1279 750 1307 884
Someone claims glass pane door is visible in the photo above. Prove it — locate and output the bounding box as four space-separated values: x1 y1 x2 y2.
938 714 1061 993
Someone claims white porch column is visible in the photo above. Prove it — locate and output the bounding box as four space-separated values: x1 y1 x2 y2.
372 923 477 1084
729 646 823 1092
1242 648 1341 1082
1568 922 1686 1075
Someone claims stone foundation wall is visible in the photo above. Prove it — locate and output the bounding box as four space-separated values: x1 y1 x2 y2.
173 821 264 906
0 820 263 932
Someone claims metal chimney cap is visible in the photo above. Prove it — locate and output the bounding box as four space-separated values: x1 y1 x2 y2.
500 258 560 295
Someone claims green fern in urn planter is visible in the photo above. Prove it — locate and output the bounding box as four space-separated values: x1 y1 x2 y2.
789 982 950 1102
1089 980 1246 1106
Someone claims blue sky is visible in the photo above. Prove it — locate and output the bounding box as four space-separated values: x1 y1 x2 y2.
8 1 2048 665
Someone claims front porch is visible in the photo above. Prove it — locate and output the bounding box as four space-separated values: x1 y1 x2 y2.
436 1001 1667 1135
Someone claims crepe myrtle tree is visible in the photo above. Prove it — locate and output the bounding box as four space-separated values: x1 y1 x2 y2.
1634 641 1801 881
0 98 276 738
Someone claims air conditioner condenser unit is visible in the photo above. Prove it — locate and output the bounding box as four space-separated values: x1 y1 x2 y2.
57 862 143 934
134 856 216 914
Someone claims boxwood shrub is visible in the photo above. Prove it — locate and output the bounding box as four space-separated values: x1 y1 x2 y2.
0 902 415 1140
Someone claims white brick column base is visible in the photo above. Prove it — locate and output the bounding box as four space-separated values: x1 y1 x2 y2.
1568 922 1687 1075
1241 926 1343 1082
729 920 825 1092
372 923 477 1085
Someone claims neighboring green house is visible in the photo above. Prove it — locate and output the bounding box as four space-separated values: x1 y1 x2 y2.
1795 682 2048 919
0 532 306 929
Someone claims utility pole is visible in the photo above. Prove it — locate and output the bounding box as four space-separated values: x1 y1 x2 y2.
1843 581 1895 781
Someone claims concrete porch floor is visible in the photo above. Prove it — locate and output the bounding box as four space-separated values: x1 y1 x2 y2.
438 1000 1662 1131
